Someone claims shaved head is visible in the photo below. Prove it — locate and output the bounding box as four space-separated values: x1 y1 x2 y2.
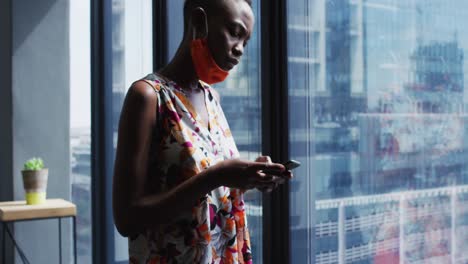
183 0 252 33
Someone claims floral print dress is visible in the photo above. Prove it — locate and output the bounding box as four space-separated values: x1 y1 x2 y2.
128 73 253 264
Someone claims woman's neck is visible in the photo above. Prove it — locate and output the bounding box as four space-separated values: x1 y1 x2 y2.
158 45 200 91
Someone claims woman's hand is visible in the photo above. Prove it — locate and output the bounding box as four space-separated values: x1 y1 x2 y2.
255 156 293 193
209 158 287 190
208 156 293 192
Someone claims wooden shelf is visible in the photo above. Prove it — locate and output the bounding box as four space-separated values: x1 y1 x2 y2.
0 199 76 222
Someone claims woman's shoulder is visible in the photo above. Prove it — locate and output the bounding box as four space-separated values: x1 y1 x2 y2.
135 73 168 93
124 73 171 112
125 80 159 110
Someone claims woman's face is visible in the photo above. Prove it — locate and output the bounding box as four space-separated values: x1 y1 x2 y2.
206 0 254 71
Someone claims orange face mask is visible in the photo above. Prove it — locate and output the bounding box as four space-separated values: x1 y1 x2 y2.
191 35 229 85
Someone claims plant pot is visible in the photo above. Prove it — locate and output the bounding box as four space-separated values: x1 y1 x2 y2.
21 168 48 205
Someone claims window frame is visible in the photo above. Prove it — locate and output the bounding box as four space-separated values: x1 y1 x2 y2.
91 0 114 263
260 0 291 263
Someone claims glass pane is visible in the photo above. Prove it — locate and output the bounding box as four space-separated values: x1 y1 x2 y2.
70 1 92 263
288 1 318 263
288 0 468 263
111 0 153 261
166 2 263 262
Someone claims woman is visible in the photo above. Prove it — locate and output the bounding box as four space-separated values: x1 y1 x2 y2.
112 0 293 263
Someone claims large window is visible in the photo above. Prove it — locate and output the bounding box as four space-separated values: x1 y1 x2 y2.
289 0 468 263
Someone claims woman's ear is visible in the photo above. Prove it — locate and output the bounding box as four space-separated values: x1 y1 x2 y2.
191 7 209 39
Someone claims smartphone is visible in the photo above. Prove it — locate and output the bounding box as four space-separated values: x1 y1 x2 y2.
283 160 301 170
262 159 300 174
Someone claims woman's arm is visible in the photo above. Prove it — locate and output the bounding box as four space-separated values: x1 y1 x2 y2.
112 80 159 237
113 81 221 237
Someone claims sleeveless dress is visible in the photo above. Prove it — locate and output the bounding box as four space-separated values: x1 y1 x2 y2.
128 73 253 264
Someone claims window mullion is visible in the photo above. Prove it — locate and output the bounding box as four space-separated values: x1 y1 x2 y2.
261 0 290 263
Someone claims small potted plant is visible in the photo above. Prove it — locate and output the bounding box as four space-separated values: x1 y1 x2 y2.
22 157 48 205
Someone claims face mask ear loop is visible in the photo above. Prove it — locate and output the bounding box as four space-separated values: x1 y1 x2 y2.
193 10 209 40
203 13 209 38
